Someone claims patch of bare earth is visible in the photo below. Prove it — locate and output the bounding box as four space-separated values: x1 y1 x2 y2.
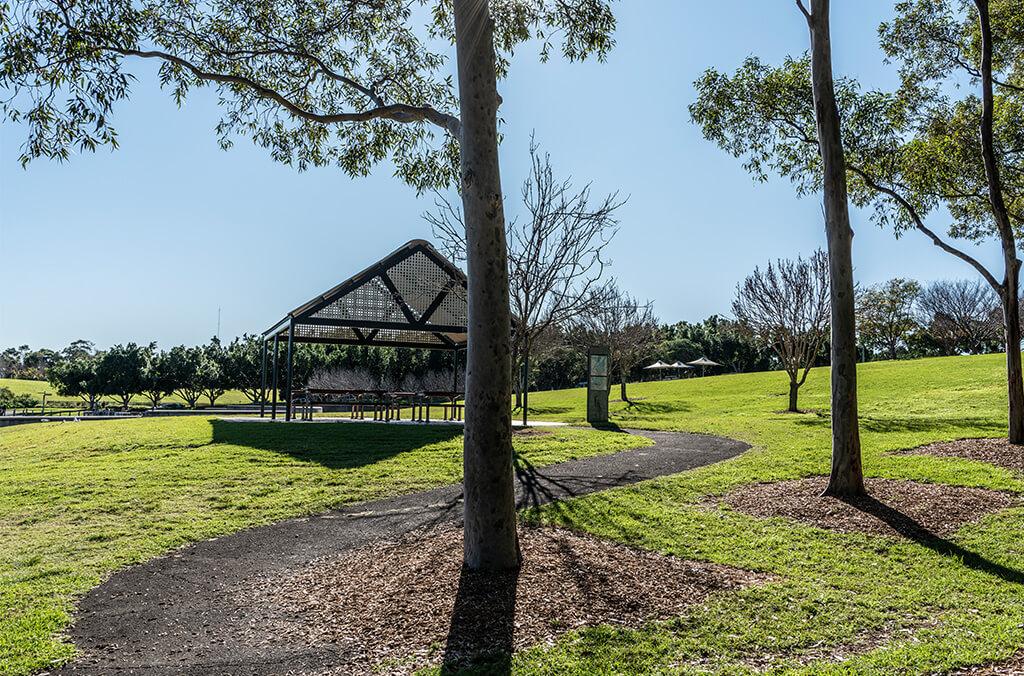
245 526 770 674
714 477 1019 539
896 437 1024 474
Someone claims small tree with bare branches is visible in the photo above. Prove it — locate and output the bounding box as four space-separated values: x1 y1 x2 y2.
428 138 624 422
917 280 1002 356
573 283 658 406
733 250 830 413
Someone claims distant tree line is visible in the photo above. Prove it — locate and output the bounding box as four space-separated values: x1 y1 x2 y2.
2 274 1010 412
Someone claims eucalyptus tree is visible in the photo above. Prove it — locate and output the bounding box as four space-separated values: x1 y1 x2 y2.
690 0 1024 444
733 250 830 413
2 0 617 569
691 0 865 496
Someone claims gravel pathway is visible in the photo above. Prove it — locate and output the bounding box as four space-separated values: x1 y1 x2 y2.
55 429 748 675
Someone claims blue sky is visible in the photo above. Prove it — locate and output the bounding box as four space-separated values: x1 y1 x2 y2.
0 0 1004 350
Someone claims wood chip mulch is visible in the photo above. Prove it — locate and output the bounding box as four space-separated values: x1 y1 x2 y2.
953 650 1024 675
245 526 770 674
895 437 1024 474
713 477 1019 540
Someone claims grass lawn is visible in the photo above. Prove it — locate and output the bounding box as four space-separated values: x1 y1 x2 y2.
0 417 649 675
487 352 1024 674
0 378 254 408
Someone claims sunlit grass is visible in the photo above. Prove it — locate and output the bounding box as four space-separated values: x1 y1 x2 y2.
0 416 648 674
492 353 1024 674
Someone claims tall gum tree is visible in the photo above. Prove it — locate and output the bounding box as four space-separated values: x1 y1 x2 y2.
691 0 866 495
1 0 618 569
690 0 1024 445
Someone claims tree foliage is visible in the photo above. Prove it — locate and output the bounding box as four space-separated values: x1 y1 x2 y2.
857 278 922 361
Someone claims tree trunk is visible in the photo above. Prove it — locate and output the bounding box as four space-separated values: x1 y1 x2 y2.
1002 288 1024 443
976 0 1024 444
789 379 800 413
453 0 520 571
804 0 865 497
619 372 629 405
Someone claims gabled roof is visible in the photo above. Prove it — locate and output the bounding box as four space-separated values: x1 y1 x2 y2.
263 240 467 350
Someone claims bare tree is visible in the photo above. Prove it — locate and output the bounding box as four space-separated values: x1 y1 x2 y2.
917 280 1002 356
428 137 624 423
573 283 659 405
856 279 922 361
733 251 830 413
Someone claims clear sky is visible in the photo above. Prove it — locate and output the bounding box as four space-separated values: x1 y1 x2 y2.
0 1 1004 350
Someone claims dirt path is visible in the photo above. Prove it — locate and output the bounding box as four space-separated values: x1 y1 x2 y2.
55 429 748 675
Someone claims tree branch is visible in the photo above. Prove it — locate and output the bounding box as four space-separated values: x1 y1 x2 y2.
105 46 462 136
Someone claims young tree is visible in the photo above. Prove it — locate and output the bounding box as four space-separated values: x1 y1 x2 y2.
428 138 623 423
691 0 865 495
917 279 1002 355
140 348 175 409
225 335 266 404
733 251 831 413
48 356 105 410
3 0 617 572
96 343 148 410
199 338 228 406
166 345 204 409
574 283 659 405
857 278 922 361
0 387 14 415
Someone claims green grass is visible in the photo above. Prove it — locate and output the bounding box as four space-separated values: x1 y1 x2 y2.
0 378 254 407
0 416 649 675
483 352 1024 674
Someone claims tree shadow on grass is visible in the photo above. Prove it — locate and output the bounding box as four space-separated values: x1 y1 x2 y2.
440 563 519 675
209 419 462 470
618 400 692 415
794 414 1005 435
845 495 1024 585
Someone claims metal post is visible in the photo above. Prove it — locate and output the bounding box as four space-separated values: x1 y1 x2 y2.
284 319 295 421
522 348 530 427
271 335 279 420
259 338 268 418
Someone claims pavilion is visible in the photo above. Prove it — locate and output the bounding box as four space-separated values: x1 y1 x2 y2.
260 240 468 421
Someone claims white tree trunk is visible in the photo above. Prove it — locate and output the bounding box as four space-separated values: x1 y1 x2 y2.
453 0 521 570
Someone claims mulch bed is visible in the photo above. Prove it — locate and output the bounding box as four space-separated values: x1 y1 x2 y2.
245 526 770 674
953 650 1024 675
713 477 1019 539
895 437 1024 474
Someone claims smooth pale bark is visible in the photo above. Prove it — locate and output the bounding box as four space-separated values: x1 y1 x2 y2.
453 0 521 571
975 0 1024 444
802 0 865 496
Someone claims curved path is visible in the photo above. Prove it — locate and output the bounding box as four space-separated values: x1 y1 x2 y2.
56 429 748 675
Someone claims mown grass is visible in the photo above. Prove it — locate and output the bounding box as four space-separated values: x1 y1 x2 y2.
0 416 649 675
486 353 1024 674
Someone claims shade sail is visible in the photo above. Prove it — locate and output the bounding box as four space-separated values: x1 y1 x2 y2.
670 361 694 369
686 356 722 367
643 360 671 369
263 240 468 350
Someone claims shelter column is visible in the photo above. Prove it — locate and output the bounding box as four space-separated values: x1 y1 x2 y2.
284 319 295 422
271 335 280 420
259 338 268 418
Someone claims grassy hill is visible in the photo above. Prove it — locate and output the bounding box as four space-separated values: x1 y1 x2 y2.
3 353 1024 674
